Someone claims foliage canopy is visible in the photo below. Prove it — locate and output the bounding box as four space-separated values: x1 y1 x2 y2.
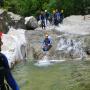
4 0 90 16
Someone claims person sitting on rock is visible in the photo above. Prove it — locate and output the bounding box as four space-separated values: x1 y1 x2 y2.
0 32 19 90
42 34 52 51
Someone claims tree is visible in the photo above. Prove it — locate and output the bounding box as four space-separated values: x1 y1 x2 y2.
3 0 90 17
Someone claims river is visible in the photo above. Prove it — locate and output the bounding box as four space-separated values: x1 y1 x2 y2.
12 60 90 90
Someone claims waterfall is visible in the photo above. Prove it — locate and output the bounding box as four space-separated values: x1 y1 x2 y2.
34 55 51 67
57 37 87 59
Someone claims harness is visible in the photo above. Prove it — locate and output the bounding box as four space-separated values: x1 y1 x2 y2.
0 54 9 90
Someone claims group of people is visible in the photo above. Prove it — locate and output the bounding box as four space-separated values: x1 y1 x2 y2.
36 9 64 29
38 9 64 51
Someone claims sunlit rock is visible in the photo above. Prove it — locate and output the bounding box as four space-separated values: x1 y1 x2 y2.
25 16 38 30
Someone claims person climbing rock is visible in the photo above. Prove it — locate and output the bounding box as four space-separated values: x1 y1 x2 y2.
42 34 52 51
0 32 19 90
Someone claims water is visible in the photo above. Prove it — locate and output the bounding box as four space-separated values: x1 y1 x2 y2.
34 55 51 67
56 37 87 59
12 60 90 90
34 54 65 67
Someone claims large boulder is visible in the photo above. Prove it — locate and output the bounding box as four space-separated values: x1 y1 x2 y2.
0 17 9 33
25 30 44 60
25 30 58 60
2 28 27 68
7 12 26 29
0 9 26 33
0 9 9 33
25 28 90 61
25 15 90 61
25 16 38 30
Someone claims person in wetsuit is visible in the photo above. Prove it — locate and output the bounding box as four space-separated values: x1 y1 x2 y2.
0 32 19 90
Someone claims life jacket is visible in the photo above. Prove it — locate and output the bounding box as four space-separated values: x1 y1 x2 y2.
40 14 45 21
0 54 9 90
44 38 51 46
55 12 61 20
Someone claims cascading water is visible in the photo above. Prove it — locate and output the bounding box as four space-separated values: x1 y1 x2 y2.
34 53 51 66
56 36 87 59
34 50 66 66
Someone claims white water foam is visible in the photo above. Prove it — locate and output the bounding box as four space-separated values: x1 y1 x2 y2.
34 55 51 67
34 55 65 67
56 37 87 59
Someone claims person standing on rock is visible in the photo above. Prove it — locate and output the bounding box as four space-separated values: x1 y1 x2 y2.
0 32 19 90
39 11 46 29
52 10 58 26
55 9 61 24
60 9 64 23
44 10 50 26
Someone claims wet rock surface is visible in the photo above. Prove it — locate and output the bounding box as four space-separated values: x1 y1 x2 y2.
0 9 26 33
25 16 38 30
25 29 58 60
0 9 90 62
25 27 90 61
0 9 9 33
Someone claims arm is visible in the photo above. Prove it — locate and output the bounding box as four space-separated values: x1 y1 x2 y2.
5 70 20 90
48 37 52 45
42 39 45 46
2 53 19 90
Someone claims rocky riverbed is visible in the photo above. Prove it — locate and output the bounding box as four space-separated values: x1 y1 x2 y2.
25 27 90 61
0 9 90 67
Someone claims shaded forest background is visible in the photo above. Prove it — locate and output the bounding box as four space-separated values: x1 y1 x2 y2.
3 0 90 17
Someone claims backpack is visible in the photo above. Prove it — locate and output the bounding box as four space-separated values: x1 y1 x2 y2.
0 54 9 90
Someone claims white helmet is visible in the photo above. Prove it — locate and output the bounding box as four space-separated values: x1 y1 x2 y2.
45 10 47 12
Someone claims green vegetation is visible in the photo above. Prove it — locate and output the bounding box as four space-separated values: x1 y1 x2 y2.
3 0 90 16
13 60 90 90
